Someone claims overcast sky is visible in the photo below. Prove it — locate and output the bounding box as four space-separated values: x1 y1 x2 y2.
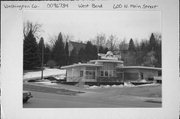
23 10 161 43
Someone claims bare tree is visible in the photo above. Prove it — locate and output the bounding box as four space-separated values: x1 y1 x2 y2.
48 35 58 49
106 35 118 51
153 32 162 44
91 33 106 47
119 39 128 51
63 34 74 42
97 33 106 47
23 21 43 39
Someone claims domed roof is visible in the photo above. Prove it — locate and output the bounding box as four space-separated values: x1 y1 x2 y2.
106 51 113 57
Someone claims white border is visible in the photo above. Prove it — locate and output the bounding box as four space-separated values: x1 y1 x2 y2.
1 0 179 119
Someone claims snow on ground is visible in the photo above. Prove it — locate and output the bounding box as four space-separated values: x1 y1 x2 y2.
23 68 66 80
87 83 160 89
87 82 134 89
35 80 58 86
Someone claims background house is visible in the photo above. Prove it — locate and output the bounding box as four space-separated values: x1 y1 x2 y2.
68 41 86 55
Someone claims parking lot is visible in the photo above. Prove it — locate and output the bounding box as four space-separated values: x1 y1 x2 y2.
23 83 161 108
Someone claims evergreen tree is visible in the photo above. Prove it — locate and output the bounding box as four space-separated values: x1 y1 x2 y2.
149 33 156 51
104 47 109 53
136 33 161 67
99 46 109 54
78 48 87 63
23 30 40 70
65 41 69 65
128 38 135 52
126 38 136 65
153 38 161 67
52 32 66 67
44 45 51 64
38 37 45 64
85 41 95 60
99 46 104 53
69 48 78 64
92 45 98 59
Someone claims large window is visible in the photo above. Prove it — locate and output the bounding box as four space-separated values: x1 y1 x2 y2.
100 71 104 76
80 71 83 77
99 70 116 77
86 70 95 79
105 71 108 77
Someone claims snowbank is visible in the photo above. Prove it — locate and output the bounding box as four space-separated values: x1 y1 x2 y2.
23 68 66 80
35 81 57 86
87 82 159 89
88 85 100 89
136 83 160 87
87 84 129 89
124 82 135 87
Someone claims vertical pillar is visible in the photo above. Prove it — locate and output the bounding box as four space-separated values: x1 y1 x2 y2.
83 68 85 82
96 67 98 81
72 68 74 82
138 71 140 80
122 72 124 83
41 38 44 80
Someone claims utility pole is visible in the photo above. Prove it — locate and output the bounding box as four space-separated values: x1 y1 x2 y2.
97 36 99 59
122 71 124 85
41 37 44 80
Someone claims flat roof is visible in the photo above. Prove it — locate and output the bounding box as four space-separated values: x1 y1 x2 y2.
61 63 102 69
90 59 123 63
117 66 161 70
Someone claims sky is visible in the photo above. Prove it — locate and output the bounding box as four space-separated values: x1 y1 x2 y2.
23 10 161 43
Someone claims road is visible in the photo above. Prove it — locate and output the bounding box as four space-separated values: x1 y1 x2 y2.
23 83 161 108
23 91 161 108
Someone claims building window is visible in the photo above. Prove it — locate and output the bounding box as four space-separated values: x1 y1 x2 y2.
105 71 108 77
100 70 116 77
100 71 104 77
140 72 144 79
80 71 83 77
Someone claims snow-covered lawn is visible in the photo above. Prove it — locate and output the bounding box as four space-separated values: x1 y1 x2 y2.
23 68 66 81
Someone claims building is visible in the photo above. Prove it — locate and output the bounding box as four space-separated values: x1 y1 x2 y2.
68 41 86 55
116 66 161 81
61 52 161 83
